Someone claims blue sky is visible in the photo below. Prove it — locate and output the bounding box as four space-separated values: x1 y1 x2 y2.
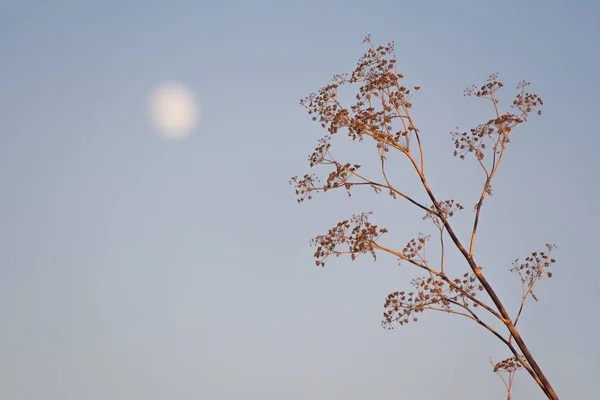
0 0 598 398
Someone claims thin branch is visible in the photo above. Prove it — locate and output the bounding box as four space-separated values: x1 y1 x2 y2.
327 155 432 213
372 243 504 322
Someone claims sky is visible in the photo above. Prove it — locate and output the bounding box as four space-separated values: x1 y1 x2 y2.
0 0 598 398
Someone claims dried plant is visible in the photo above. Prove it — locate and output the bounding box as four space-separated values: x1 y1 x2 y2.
492 356 525 400
290 36 558 399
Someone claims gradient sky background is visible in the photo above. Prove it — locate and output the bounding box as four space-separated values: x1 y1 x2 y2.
1 0 598 399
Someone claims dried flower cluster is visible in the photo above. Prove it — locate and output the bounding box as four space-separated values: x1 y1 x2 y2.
508 244 558 340
494 356 524 373
423 199 464 229
382 271 483 328
289 173 319 203
310 212 388 266
452 75 544 208
491 356 525 400
400 234 429 261
510 244 557 301
299 36 420 155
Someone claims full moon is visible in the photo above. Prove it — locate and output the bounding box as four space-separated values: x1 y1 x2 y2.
149 81 199 140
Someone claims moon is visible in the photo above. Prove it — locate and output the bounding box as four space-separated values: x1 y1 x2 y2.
149 81 199 140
